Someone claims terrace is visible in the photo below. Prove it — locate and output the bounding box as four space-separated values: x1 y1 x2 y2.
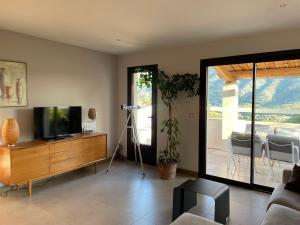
206 60 300 188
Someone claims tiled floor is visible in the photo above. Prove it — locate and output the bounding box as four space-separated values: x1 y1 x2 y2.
207 148 292 188
0 161 270 225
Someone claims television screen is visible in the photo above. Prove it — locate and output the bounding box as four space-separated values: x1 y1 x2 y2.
33 106 82 139
56 107 70 137
34 107 56 139
69 106 82 134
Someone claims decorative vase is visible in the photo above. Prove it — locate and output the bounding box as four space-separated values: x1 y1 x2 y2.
5 86 13 100
158 163 177 179
16 78 23 104
0 68 9 98
2 118 20 146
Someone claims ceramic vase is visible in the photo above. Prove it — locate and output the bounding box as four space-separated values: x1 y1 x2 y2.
5 86 13 100
2 118 20 146
16 78 23 104
0 68 9 98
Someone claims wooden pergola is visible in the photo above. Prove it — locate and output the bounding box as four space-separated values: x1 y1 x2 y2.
214 60 300 82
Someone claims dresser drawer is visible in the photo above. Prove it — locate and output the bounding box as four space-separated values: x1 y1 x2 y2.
11 145 49 184
50 140 84 173
50 139 83 153
83 135 107 163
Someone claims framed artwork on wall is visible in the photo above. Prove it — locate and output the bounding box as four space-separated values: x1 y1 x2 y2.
0 60 27 107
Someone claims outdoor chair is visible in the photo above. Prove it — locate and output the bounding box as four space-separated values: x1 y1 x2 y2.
230 132 263 172
274 127 300 138
245 124 274 163
265 134 300 176
245 124 274 137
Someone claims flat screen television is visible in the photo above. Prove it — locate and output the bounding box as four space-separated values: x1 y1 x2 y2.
33 106 82 139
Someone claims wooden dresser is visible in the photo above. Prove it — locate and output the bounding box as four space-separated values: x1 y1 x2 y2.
0 132 107 196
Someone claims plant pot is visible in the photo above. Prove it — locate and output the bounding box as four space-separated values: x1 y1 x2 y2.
158 163 177 179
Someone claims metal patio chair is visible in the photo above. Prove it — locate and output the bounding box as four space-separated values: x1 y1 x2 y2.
265 134 300 176
230 131 263 172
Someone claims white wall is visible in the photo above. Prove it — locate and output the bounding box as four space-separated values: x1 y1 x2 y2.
117 28 300 172
207 119 223 150
0 30 118 154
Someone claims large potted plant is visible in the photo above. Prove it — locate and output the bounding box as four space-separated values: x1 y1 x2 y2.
137 69 199 179
157 70 200 179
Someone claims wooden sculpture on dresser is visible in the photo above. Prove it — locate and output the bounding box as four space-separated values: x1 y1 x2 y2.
88 108 97 132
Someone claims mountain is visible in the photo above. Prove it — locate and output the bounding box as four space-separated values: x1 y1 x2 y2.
208 67 300 109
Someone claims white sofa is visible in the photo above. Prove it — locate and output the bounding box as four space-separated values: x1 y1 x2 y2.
267 169 300 211
171 169 300 225
170 213 221 225
261 204 300 225
261 169 300 225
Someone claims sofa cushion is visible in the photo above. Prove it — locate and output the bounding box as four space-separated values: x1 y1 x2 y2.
282 169 293 184
268 184 300 211
170 213 221 225
285 164 300 193
262 204 300 225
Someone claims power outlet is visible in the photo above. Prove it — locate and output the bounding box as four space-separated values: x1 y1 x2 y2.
188 113 194 118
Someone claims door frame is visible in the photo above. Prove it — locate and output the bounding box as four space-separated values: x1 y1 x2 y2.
127 64 158 166
199 49 300 193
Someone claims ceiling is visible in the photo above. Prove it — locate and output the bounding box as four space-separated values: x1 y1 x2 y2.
215 60 300 82
0 0 299 55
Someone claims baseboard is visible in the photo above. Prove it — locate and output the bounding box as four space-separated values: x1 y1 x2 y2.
104 159 199 177
177 168 198 177
99 157 112 163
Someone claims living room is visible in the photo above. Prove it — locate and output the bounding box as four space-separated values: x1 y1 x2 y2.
0 1 300 225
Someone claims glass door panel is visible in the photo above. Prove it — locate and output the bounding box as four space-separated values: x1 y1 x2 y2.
254 60 300 188
132 72 152 146
127 65 158 166
206 63 253 183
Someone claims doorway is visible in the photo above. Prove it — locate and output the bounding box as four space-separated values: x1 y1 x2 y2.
127 64 158 165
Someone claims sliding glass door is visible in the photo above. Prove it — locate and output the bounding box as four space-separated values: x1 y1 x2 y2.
254 60 300 187
206 63 253 184
200 50 300 190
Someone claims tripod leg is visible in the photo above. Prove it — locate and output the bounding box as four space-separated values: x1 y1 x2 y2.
134 143 137 165
132 113 145 176
137 143 145 176
107 114 131 172
132 125 137 165
106 143 121 172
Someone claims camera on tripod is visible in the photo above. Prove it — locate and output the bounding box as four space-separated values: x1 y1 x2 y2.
107 103 145 176
120 104 142 111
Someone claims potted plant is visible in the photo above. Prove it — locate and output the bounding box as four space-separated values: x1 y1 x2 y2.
157 70 199 179
138 69 199 179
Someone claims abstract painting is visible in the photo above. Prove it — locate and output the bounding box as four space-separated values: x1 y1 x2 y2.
0 60 27 107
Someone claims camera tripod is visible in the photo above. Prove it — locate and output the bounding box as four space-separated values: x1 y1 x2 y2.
106 105 145 176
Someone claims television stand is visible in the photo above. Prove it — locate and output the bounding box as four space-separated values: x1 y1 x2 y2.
0 132 107 196
54 135 72 140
